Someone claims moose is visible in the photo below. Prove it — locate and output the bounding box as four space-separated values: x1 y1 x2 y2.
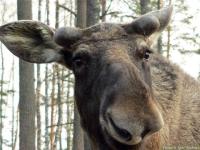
0 6 200 150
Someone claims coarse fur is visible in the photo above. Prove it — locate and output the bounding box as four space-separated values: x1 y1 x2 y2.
0 7 199 150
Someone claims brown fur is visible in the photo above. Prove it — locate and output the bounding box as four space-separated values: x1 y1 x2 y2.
150 55 200 149
73 25 200 149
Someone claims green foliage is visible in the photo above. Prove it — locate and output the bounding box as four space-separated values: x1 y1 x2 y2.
0 80 12 97
0 91 7 97
0 89 15 97
6 90 15 94
0 80 8 85
1 115 7 119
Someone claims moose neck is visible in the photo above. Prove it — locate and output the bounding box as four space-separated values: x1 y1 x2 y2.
150 54 181 123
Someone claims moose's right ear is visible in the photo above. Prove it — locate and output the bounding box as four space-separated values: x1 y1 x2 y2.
122 6 173 45
0 20 65 64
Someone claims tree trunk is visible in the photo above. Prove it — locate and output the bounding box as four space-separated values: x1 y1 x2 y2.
0 2 6 149
55 0 59 29
54 65 63 150
0 42 4 150
53 1 61 149
36 65 41 150
73 0 100 149
45 0 50 149
73 1 87 150
140 0 151 14
36 0 42 149
11 57 16 150
87 0 100 26
76 0 87 28
100 0 106 22
166 0 172 59
50 65 56 150
157 0 163 54
45 65 49 150
17 0 36 150
83 1 101 149
66 72 71 150
166 25 171 59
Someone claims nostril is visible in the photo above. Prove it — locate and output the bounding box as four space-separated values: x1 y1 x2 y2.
107 114 132 141
141 127 151 139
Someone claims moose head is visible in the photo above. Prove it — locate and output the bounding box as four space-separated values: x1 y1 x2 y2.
0 6 172 149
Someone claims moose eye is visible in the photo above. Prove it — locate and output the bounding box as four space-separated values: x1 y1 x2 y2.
72 56 86 69
73 57 84 68
72 51 91 73
143 49 152 60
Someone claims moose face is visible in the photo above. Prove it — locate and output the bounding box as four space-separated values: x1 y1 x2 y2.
70 29 164 146
0 6 172 148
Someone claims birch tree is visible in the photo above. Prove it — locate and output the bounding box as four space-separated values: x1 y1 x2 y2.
17 0 36 149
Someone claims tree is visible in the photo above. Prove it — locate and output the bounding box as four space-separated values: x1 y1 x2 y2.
140 0 151 14
17 0 36 150
157 0 163 54
45 0 50 149
50 65 57 150
87 0 100 26
73 1 87 150
36 0 42 150
84 1 100 149
54 2 63 149
166 0 172 58
72 0 100 149
0 1 6 149
0 37 4 150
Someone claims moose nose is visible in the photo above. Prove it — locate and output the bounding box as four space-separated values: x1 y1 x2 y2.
104 111 164 145
106 113 143 145
107 114 132 141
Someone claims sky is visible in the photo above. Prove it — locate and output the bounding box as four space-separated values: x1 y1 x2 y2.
169 0 200 78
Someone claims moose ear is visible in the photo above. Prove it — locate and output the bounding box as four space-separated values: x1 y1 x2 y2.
0 20 64 63
122 6 173 43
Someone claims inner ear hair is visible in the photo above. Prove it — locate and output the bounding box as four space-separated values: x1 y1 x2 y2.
125 15 160 36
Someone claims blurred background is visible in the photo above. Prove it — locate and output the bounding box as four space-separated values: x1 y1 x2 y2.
0 0 200 150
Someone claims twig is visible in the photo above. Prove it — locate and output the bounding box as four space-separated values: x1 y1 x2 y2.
179 49 200 54
99 0 113 20
58 4 77 17
47 122 73 128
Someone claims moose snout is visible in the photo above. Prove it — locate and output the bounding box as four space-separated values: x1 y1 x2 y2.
100 103 164 146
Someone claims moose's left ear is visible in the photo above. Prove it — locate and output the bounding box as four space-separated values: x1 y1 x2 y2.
0 20 63 63
122 6 173 43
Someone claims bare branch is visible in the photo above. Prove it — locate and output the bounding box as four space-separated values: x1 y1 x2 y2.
58 4 77 17
47 122 73 128
99 0 113 20
179 49 200 54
